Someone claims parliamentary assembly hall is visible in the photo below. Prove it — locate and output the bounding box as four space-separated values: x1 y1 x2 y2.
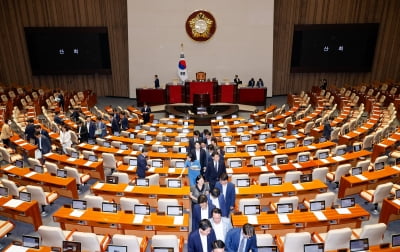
0 0 400 251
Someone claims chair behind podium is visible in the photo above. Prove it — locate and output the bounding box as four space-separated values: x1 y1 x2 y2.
196 72 206 81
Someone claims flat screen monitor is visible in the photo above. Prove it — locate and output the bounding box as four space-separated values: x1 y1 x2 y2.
107 245 127 252
276 132 284 137
63 241 82 252
153 248 174 252
182 128 190 133
22 235 40 249
167 179 182 188
88 139 95 144
216 116 223 120
310 200 326 211
114 131 120 136
248 119 255 123
277 157 288 165
15 159 23 168
180 137 189 143
375 162 384 171
304 243 324 252
129 133 135 139
266 144 277 151
163 136 170 142
149 127 156 132
318 151 329 159
129 159 137 166
19 191 31 202
106 175 118 184
236 178 250 187
291 129 298 135
72 200 87 210
246 145 257 152
226 146 236 153
166 205 183 216
33 164 44 173
244 205 260 215
88 154 98 162
392 234 400 247
237 127 244 133
184 121 189 126
230 160 242 168
259 134 267 140
234 120 240 125
71 151 79 159
303 138 312 146
340 197 355 208
319 137 327 143
285 142 296 149
158 147 168 153
241 135 251 142
269 177 283 186
336 148 346 156
352 167 362 175
396 189 400 199
102 202 118 213
136 178 149 187
298 154 309 162
167 120 174 125
253 126 260 131
258 246 278 252
300 174 312 183
165 128 173 133
151 160 163 168
178 147 187 153
232 115 238 118
268 123 274 129
153 119 159 124
103 141 111 147
220 128 228 133
135 125 141 130
218 121 224 126
145 135 153 141
0 187 8 197
254 159 265 167
353 143 362 152
222 136 232 142
120 144 128 150
134 204 150 215
350 238 369 252
57 169 68 178
277 203 293 214
175 161 185 168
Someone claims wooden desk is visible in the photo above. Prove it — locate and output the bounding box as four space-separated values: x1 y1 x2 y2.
1 165 79 199
338 166 400 198
238 87 267 106
250 105 277 121
10 135 37 157
4 245 52 252
117 164 188 184
136 88 166 106
231 204 369 236
53 207 189 239
43 152 104 180
105 134 190 147
266 107 299 126
0 196 42 230
372 130 400 161
90 182 191 210
77 143 140 157
379 198 400 224
338 118 379 145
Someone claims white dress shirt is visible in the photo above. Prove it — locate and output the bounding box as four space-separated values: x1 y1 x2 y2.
200 230 208 252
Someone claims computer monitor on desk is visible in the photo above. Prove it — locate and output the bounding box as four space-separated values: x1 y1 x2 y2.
151 160 163 168
136 178 149 187
254 159 265 167
88 139 95 144
246 145 257 152
134 204 150 215
106 175 119 184
129 158 137 166
351 167 362 175
167 179 182 188
88 154 98 162
258 246 278 252
304 243 324 252
15 159 23 168
277 203 293 214
374 162 385 171
310 200 325 211
120 143 128 150
153 248 174 252
392 234 400 247
241 135 251 142
225 146 237 153
349 238 369 252
167 205 183 216
129 133 135 139
102 202 118 213
222 136 232 142
103 141 111 148
300 174 312 183
72 200 87 210
285 141 295 149
57 169 67 178
277 157 288 165
19 191 31 202
236 178 250 187
317 151 329 160
229 160 242 168
71 151 79 159
244 205 260 215
22 235 40 249
269 177 283 186
396 189 400 199
174 160 185 168
33 164 44 174
0 187 8 197
178 147 187 153
353 143 362 152
63 241 81 252
298 154 309 162
340 197 355 208
266 144 277 151
107 245 127 252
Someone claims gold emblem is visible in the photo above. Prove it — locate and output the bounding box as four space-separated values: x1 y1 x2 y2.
186 10 216 42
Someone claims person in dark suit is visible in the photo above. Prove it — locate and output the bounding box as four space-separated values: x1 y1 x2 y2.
209 208 233 243
205 152 226 190
154 75 160 88
192 195 215 231
234 75 242 85
212 240 226 252
77 121 88 143
225 223 258 252
137 146 150 178
322 118 332 140
256 78 264 87
24 118 36 144
248 78 255 87
57 93 64 111
85 116 96 140
215 173 236 216
188 219 217 252
120 111 129 131
35 131 51 164
208 188 228 217
141 102 151 124
34 125 50 140
189 130 202 153
111 113 120 134
190 141 207 175
53 111 64 125
320 78 328 90
70 108 80 122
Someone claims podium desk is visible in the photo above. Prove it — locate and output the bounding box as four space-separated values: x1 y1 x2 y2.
338 166 400 198
136 88 166 106
10 135 37 157
90 182 190 210
53 207 189 239
218 84 237 103
235 180 327 206
1 165 78 199
166 84 185 103
0 196 42 230
44 152 104 180
379 198 400 224
185 81 217 103
238 88 267 106
231 204 369 236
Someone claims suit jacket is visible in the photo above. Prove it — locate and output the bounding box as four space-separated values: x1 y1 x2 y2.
248 79 255 87
78 125 88 143
205 159 226 189
207 194 228 217
188 136 203 153
154 78 160 88
40 129 50 139
141 106 151 124
111 117 120 133
120 117 129 130
188 228 217 252
215 181 236 216
225 228 258 252
190 149 207 171
209 216 233 242
256 80 264 87
137 154 147 178
37 135 51 154
25 124 36 141
85 121 96 139
192 204 215 231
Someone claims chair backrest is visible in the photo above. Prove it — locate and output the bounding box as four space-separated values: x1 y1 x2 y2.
285 139 297 149
146 174 160 186
119 197 140 211
27 157 41 167
334 145 347 156
272 154 289 165
111 172 130 184
245 144 258 152
358 223 386 246
296 152 310 162
82 150 95 160
231 174 250 186
312 167 329 183
324 227 352 250
330 128 341 141
315 149 330 159
83 195 104 209
45 162 58 175
112 234 141 252
151 235 179 251
303 136 314 145
239 198 260 213
26 185 47 206
356 159 370 173
258 173 276 185
333 164 351 182
278 196 299 210
372 182 393 204
72 232 101 252
111 141 122 148
64 166 82 184
38 226 67 247
284 171 302 183
256 234 273 247
374 155 388 168
250 156 266 166
157 198 179 213
284 232 311 251
362 134 374 149
102 153 116 168
1 178 20 197
313 192 336 208
65 147 77 156
123 156 137 164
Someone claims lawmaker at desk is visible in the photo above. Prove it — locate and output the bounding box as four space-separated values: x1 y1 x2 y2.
248 78 255 87
256 78 264 87
234 74 242 85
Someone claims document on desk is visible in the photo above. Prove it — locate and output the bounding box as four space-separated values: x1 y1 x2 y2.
307 145 317 150
378 143 387 148
148 167 155 173
392 166 400 171
168 168 176 173
155 141 161 145
236 141 242 145
332 156 345 161
293 163 302 169
67 157 77 162
393 199 400 206
313 211 327 221
259 140 265 143
84 161 93 166
133 214 144 224
4 165 15 171
270 150 278 155
355 175 368 181
260 166 268 172
278 214 290 223
128 166 135 171
293 183 304 190
93 182 104 189
271 165 280 171
117 150 124 154
174 216 184 225
247 215 258 225
320 159 330 164
4 245 29 252
124 185 135 192
388 137 397 142
248 152 256 157
44 153 52 158
226 168 233 174
70 209 84 217
92 145 99 150
130 151 138 155
3 199 24 208
20 142 28 146
336 208 351 214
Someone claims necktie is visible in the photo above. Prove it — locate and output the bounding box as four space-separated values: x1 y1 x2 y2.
215 162 218 172
238 237 245 252
39 138 42 150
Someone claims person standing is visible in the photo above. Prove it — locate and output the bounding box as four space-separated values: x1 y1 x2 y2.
95 117 107 138
35 131 51 164
1 119 13 148
215 173 236 216
225 223 258 252
137 146 150 178
85 116 96 140
234 75 242 85
188 219 217 252
59 125 72 154
120 111 129 131
192 195 215 232
323 118 332 140
212 240 226 252
191 141 207 176
77 121 88 143
141 102 151 124
190 174 210 205
24 118 36 144
209 208 232 242
154 75 160 88
205 152 226 191
185 152 201 186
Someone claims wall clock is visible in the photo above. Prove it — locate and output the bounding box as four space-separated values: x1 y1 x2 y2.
185 10 216 42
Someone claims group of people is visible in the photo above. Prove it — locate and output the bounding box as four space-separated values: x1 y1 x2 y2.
234 75 264 87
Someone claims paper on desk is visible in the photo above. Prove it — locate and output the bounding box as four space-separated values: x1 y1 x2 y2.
117 150 124 154
393 199 400 206
24 171 36 178
145 141 151 144
260 166 268 172
247 215 258 225
336 208 351 214
168 168 176 173
124 185 135 192
236 141 242 145
320 159 330 164
3 199 24 208
93 182 104 189
78 143 85 147
174 142 179 145
354 130 361 134
148 167 155 173
131 151 138 155
70 209 84 217
293 183 304 190
44 153 52 157
313 211 327 221
293 163 302 169
4 165 15 171
67 157 76 162
14 139 24 143
278 214 290 223
307 145 317 149
235 187 239 194
378 143 387 148
4 245 29 252
174 215 184 225
388 137 397 142
155 141 161 145
332 156 345 161
20 142 28 146
92 145 99 150
84 161 93 166
226 168 233 174
133 214 145 224
259 140 265 143
392 166 400 171
128 166 135 171
355 175 368 181
248 152 256 157
270 150 278 155
271 165 280 171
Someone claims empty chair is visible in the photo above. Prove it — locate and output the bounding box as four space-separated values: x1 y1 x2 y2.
0 147 22 164
303 192 336 209
0 178 26 197
157 198 179 213
151 234 184 252
38 226 73 247
96 137 106 146
258 173 276 185
278 117 291 128
284 139 297 149
298 121 314 135
340 123 350 135
259 132 271 140
238 198 260 213
351 223 386 246
272 154 289 165
244 144 258 153
256 234 274 247
302 136 315 146
123 156 137 165
315 149 330 159
250 156 266 166
354 159 371 174
333 144 347 156
360 182 393 213
102 153 118 175
271 196 299 211
44 161 59 175
370 155 388 171
362 134 374 150
312 167 329 183
111 172 130 184
82 150 95 160
119 197 140 212
330 127 341 142
146 174 160 186
276 232 311 252
27 157 42 167
64 166 91 192
284 171 302 183
112 234 148 252
326 164 351 188
312 227 352 251
26 185 58 216
231 174 250 186
84 195 104 209
169 159 185 168
65 147 77 156
72 231 111 252
296 152 310 162
276 129 288 137
132 143 144 151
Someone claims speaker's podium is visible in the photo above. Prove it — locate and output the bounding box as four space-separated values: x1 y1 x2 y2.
193 93 210 114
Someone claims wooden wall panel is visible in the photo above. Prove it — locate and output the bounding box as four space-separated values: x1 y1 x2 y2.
0 0 128 97
273 0 400 95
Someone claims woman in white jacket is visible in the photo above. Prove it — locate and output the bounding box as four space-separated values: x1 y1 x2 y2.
59 124 72 154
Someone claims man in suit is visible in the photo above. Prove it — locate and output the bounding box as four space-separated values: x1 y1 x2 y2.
191 141 207 175
248 78 255 87
85 116 96 140
34 125 50 140
234 74 242 85
188 219 217 252
35 131 51 164
192 195 215 231
205 152 226 191
24 118 36 144
215 172 236 216
209 208 232 242
77 120 88 143
137 146 150 178
189 130 202 152
120 111 129 131
154 75 160 88
256 78 264 87
141 102 151 124
225 223 258 252
208 188 228 217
